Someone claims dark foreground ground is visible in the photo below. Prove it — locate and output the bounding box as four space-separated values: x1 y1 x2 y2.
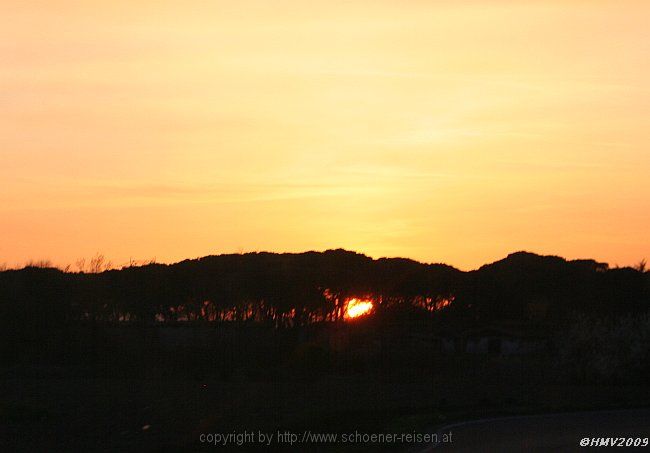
423 409 650 453
1 369 649 452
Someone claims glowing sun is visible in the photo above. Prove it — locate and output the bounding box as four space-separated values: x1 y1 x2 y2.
345 298 373 319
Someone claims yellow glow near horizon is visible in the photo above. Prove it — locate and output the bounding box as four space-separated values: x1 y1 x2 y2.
1 1 649 270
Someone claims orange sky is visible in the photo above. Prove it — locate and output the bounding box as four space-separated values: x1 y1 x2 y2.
2 0 649 270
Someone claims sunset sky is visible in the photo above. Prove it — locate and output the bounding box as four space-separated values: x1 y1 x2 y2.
2 0 649 270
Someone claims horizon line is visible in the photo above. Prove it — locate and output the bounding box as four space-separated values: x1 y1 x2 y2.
4 248 644 274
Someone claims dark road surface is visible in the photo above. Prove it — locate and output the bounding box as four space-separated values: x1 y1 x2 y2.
421 409 650 452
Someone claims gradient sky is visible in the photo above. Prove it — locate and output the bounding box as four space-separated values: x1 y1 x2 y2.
2 0 649 270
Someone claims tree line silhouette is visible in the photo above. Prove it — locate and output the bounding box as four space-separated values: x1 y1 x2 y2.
1 249 648 330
